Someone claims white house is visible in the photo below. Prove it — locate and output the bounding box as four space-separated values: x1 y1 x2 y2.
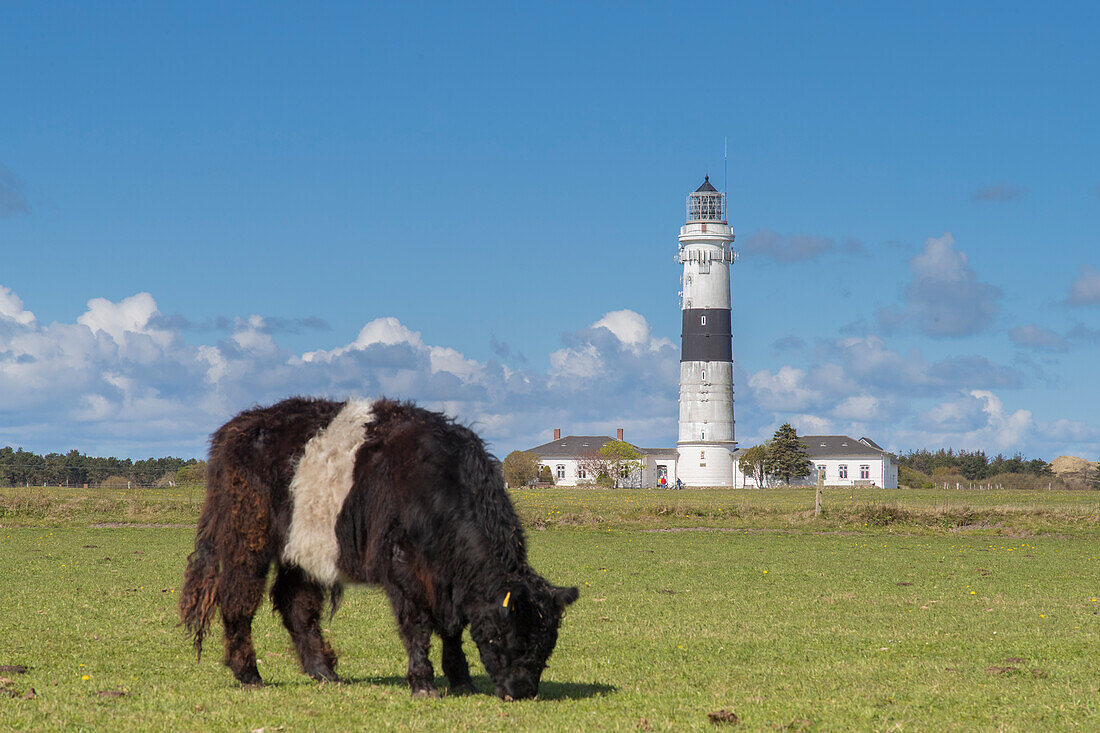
733 435 899 489
524 429 678 487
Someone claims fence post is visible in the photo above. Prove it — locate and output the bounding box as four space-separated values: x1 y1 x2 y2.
815 467 824 517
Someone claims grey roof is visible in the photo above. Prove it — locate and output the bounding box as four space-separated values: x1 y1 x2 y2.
525 435 673 459
800 435 892 459
859 436 884 451
640 448 678 459
526 435 620 458
695 175 718 193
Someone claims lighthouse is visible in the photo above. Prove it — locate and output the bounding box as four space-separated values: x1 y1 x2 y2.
676 176 737 486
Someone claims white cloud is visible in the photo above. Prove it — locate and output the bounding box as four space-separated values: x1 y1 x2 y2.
970 182 1028 203
303 316 423 362
0 286 36 326
1009 324 1068 352
0 164 30 217
1 286 1095 462
905 390 1032 453
77 292 173 348
738 230 860 263
0 295 687 458
748 366 821 412
878 233 999 337
1067 264 1100 306
832 394 890 422
592 309 672 351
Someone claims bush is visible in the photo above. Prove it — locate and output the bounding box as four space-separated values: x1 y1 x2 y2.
503 451 540 488
898 465 928 489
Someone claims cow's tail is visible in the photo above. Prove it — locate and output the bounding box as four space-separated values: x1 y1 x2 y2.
179 508 221 660
461 432 528 571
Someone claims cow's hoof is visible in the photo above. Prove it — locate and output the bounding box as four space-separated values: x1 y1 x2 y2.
235 669 263 687
449 681 477 696
308 667 340 683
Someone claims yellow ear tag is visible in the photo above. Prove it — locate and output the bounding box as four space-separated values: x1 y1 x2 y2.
502 591 511 608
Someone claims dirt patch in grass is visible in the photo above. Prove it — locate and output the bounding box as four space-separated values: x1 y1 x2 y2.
90 522 192 528
707 708 739 725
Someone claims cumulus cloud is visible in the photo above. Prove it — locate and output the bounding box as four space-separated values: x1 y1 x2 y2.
1009 324 1069 352
1067 323 1100 345
0 164 30 217
748 366 822 412
1 285 1094 461
771 335 805 352
910 391 1032 452
0 291 681 457
0 286 36 326
877 232 999 337
1066 264 1100 306
970 182 1028 203
738 230 863 263
734 332 1036 452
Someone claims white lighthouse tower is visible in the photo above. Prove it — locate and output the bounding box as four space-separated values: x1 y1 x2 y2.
676 176 737 486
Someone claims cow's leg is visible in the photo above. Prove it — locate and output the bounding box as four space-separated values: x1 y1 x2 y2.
385 577 438 697
441 632 476 695
271 565 339 682
219 562 267 685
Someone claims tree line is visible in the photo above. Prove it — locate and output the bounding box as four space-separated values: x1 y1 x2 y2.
895 449 1050 481
0 446 204 488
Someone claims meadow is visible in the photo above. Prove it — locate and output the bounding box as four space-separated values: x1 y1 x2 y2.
2 486 1099 731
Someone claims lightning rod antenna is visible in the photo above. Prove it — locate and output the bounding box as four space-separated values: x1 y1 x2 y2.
723 136 727 198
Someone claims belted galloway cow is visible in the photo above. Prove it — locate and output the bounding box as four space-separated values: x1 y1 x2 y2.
180 397 577 699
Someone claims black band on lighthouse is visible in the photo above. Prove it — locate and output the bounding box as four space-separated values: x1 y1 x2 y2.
681 308 732 362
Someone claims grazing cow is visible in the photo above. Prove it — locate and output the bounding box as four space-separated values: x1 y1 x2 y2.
179 397 577 699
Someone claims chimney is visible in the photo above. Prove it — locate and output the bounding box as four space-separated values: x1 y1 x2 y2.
554 428 561 440
617 428 624 441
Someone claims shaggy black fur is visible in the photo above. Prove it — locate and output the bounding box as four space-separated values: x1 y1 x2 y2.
179 397 577 699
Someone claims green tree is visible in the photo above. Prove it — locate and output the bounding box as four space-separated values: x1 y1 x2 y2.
176 461 207 486
957 450 989 480
537 464 555 484
738 444 769 488
765 423 812 485
597 440 643 488
502 450 540 488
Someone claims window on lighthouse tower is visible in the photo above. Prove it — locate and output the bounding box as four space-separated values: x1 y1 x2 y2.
700 315 706 326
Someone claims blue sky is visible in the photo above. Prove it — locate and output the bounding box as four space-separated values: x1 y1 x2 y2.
2 2 1098 461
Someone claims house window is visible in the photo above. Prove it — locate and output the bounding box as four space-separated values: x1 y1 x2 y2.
701 370 706 382
860 465 870 480
578 467 587 479
700 314 707 326
817 464 826 478
556 465 565 480
838 465 848 479
701 431 705 440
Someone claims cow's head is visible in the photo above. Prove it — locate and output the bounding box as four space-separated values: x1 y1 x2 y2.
471 573 578 700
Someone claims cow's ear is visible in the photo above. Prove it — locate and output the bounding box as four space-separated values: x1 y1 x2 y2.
500 579 526 614
553 585 579 609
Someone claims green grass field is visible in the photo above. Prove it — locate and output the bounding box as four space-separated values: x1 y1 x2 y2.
2 487 1099 730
